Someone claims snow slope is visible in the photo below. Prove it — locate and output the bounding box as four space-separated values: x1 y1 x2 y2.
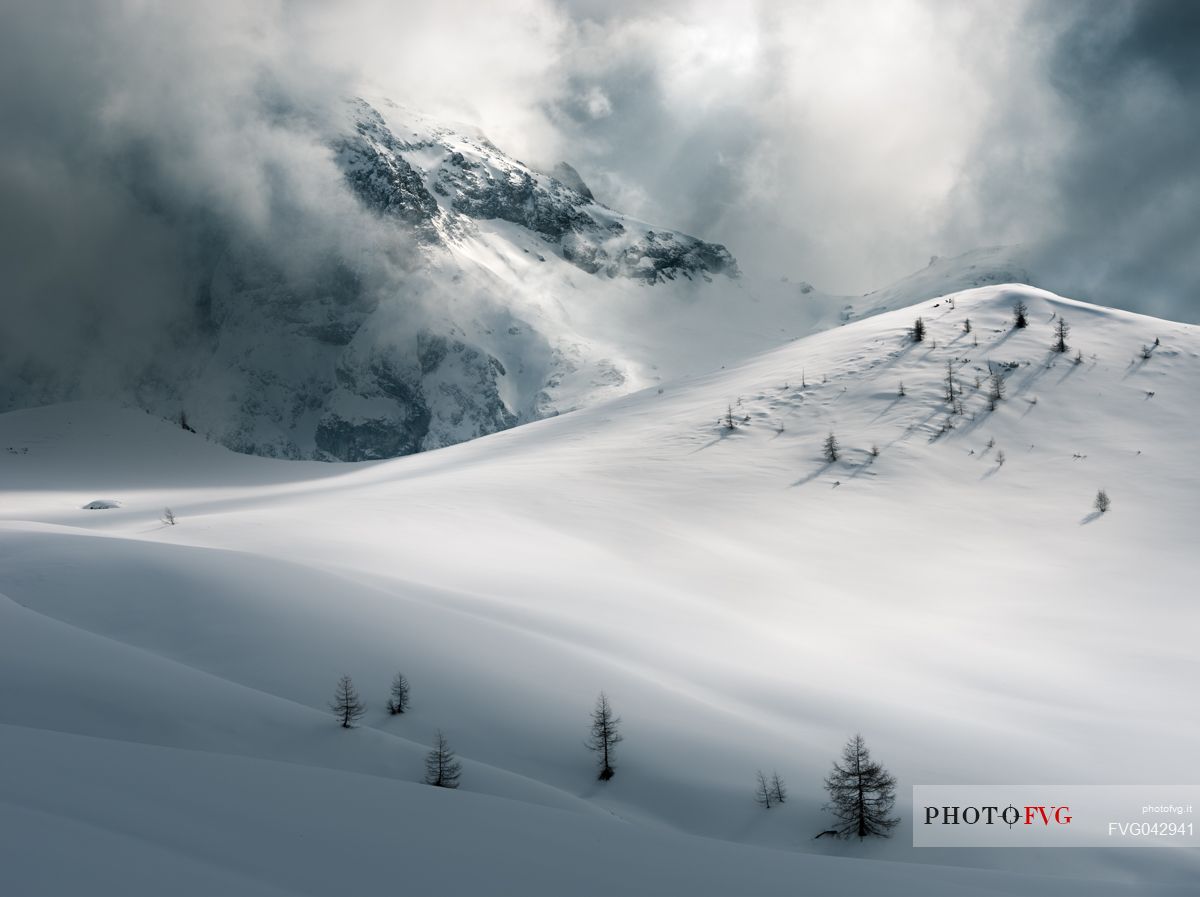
2 284 1198 894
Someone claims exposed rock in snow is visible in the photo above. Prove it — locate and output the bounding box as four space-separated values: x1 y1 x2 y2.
546 161 594 201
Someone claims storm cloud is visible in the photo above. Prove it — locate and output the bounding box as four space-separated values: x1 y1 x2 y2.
0 1 394 400
0 0 1197 403
1006 0 1200 321
539 0 1200 319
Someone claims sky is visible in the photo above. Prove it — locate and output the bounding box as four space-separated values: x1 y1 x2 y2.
1 0 1198 396
300 0 1200 319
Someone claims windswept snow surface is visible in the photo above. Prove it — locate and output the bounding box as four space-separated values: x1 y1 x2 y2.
1 285 1198 895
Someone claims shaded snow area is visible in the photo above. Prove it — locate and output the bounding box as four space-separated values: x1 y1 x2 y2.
1 285 1197 895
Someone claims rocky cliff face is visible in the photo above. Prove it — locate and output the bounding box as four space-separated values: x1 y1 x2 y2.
163 97 739 461
343 97 737 283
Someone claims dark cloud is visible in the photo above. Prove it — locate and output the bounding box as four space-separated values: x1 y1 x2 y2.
1010 0 1200 320
0 2 408 403
1048 0 1200 93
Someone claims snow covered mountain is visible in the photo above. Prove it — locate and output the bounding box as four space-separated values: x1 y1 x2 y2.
86 96 742 463
338 98 739 282
2 284 1196 894
0 94 1045 464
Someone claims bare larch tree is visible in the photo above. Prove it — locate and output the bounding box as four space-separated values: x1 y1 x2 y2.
424 730 462 788
770 771 787 805
587 692 623 781
386 672 410 715
755 770 773 808
329 675 365 729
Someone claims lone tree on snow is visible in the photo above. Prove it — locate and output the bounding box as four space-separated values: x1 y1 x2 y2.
910 317 926 342
823 734 900 840
329 675 366 729
897 381 906 397
386 672 410 715
1094 489 1111 513
1053 317 1071 353
587 692 623 781
823 432 840 463
161 507 176 526
1013 299 1029 329
963 318 971 333
424 730 462 788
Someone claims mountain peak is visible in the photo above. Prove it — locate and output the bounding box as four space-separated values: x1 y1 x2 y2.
342 97 737 284
546 161 594 201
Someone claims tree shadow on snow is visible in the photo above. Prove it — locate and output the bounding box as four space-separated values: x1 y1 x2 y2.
847 460 878 481
1079 510 1104 525
1121 354 1155 380
870 341 921 378
692 425 746 453
1056 359 1087 384
987 326 1023 352
869 393 909 423
791 462 834 488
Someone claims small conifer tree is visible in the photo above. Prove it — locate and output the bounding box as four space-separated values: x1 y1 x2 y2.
587 692 623 781
823 734 899 840
823 432 840 463
424 730 462 788
386 672 410 715
329 675 366 729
